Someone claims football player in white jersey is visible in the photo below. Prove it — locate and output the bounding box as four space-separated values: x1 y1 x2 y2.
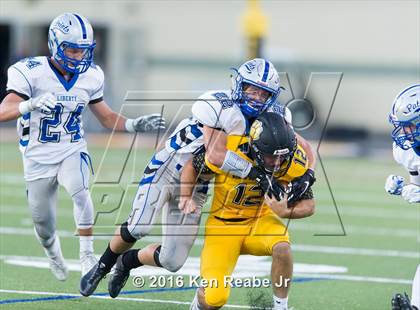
80 58 317 298
385 84 419 310
0 13 165 281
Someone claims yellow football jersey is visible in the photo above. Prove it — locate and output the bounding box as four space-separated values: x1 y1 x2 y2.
206 135 308 219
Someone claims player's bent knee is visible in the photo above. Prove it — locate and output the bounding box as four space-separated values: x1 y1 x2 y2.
159 247 187 272
159 257 183 272
272 242 291 260
120 222 137 243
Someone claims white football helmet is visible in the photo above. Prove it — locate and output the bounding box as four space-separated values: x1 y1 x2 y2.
389 84 420 150
231 58 282 118
48 13 96 74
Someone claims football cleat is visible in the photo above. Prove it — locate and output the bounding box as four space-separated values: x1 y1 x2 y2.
48 254 69 281
392 292 416 310
108 255 131 298
80 251 98 277
79 262 109 296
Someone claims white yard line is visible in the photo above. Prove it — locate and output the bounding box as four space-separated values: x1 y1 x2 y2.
0 288 256 309
0 226 418 258
294 273 412 285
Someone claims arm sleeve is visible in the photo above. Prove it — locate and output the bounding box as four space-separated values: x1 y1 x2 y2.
284 107 293 124
90 66 105 103
409 173 420 186
6 65 32 98
192 95 244 134
191 98 222 129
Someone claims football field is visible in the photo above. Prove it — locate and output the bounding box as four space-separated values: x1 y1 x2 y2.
0 141 418 310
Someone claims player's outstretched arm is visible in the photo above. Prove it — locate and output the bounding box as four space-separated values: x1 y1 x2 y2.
0 93 25 121
0 92 56 122
89 100 165 132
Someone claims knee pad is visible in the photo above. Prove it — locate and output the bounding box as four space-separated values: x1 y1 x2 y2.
72 189 94 229
120 222 137 243
154 245 163 268
158 244 188 272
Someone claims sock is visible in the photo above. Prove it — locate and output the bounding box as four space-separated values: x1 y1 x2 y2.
189 290 204 310
122 249 143 270
44 236 62 259
273 295 288 310
412 265 420 308
99 243 120 272
79 235 94 254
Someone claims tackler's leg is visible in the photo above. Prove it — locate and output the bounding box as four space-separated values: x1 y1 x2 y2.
107 170 172 298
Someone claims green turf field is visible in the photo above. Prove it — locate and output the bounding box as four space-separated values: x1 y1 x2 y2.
0 141 418 309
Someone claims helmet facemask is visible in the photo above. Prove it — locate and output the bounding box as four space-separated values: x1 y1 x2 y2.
251 144 294 177
390 115 420 150
55 40 96 74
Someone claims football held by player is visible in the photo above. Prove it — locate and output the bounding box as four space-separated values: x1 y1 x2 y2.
0 13 165 281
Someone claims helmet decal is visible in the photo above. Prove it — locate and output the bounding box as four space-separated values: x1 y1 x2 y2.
249 120 263 141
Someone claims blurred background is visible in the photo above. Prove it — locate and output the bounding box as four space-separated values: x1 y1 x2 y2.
0 0 419 156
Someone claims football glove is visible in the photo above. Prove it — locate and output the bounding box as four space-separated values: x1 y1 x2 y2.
391 292 416 310
18 92 57 115
249 167 285 201
126 113 166 133
287 168 316 203
401 184 420 203
385 175 405 195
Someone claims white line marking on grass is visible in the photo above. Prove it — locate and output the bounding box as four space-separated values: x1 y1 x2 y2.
293 244 420 259
0 254 348 277
0 289 260 309
290 222 419 238
294 273 411 285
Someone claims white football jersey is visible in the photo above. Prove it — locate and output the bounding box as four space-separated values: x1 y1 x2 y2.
393 142 420 174
148 90 291 175
7 56 104 164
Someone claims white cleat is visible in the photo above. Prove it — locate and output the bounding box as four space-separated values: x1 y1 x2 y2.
48 254 69 281
80 251 98 277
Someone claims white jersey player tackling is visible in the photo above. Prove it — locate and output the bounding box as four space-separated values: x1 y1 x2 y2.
80 58 317 302
385 84 419 310
0 13 165 281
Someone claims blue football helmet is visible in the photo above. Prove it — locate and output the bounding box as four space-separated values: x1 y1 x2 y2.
389 84 420 150
231 58 282 118
48 13 96 74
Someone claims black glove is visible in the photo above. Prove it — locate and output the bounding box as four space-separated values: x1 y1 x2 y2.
248 167 285 201
391 292 415 310
287 168 316 203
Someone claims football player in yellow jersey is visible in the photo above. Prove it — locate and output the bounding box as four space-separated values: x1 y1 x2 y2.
182 112 316 310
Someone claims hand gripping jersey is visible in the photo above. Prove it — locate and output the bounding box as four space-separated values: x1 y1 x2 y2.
205 135 309 220
6 56 104 164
